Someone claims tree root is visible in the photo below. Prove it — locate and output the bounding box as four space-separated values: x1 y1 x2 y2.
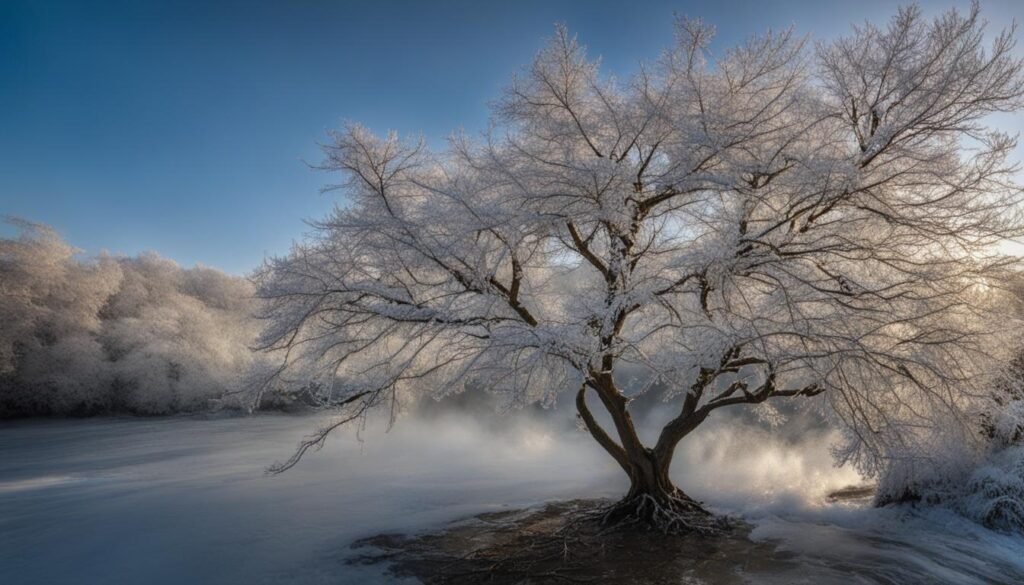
599 490 726 535
350 499 768 584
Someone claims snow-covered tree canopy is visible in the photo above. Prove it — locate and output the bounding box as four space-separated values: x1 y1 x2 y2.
0 218 260 416
257 3 1024 507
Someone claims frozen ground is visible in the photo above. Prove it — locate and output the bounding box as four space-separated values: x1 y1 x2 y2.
1 413 1022 584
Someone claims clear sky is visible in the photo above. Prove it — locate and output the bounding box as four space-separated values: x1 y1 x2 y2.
3 0 1023 274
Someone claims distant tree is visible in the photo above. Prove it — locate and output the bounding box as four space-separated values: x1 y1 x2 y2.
256 4 1024 531
0 218 259 416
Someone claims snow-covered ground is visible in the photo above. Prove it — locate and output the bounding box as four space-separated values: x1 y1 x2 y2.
1 414 1022 584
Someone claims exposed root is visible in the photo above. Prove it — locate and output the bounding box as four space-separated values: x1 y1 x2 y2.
350 499 779 585
600 491 726 535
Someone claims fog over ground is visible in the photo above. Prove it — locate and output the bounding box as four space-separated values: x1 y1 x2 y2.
3 408 1022 584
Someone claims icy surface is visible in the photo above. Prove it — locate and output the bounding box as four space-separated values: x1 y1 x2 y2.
1 415 1023 584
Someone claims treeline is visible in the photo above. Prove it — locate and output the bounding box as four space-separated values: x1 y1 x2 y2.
0 218 260 416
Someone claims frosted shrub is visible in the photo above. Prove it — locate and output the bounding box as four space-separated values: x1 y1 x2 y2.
959 448 1024 532
875 352 1024 533
873 414 981 506
956 352 1024 532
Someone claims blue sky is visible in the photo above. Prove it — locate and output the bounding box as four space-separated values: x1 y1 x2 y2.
2 0 1023 274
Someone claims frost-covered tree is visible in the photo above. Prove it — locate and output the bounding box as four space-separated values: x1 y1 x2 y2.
257 4 1024 531
0 219 260 416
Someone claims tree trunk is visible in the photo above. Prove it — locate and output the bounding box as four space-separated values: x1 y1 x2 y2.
604 445 716 533
624 447 675 500
576 381 718 534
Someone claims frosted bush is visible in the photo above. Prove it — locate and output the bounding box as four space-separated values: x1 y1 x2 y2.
959 447 1024 532
875 446 1024 533
874 351 1024 533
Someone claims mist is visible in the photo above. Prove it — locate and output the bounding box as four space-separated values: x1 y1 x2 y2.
5 403 1023 584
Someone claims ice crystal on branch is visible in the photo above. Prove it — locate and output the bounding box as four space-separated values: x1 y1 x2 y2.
257 3 1024 523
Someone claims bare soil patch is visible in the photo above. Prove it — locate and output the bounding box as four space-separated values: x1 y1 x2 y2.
350 499 801 584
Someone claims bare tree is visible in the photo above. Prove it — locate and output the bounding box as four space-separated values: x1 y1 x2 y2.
256 4 1024 531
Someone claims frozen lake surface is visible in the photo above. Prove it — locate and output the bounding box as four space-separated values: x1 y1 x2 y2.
1 414 1023 584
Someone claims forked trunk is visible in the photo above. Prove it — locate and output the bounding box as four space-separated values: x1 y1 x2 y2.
603 446 718 534
576 380 719 533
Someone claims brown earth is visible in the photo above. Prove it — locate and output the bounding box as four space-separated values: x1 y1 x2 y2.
348 499 804 584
